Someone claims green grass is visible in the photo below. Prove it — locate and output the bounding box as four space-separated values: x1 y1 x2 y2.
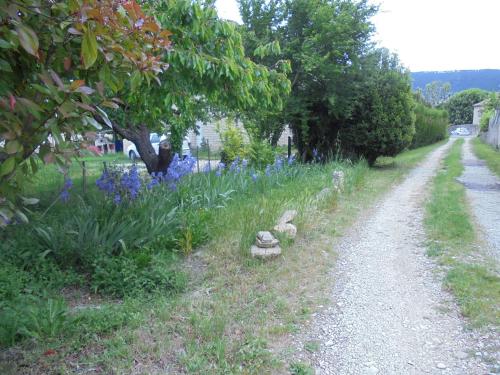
472 137 500 177
425 139 500 327
1 142 445 374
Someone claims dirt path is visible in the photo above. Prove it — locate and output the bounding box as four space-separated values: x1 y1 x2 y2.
457 137 500 258
293 140 488 374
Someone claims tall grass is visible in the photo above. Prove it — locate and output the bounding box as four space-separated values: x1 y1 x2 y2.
472 137 500 177
425 139 500 326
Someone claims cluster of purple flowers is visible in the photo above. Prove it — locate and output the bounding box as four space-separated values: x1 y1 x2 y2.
215 162 225 177
60 177 73 202
164 154 196 190
96 165 142 204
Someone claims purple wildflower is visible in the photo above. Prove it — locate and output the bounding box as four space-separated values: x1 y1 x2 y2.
288 155 296 166
274 156 283 171
216 162 225 177
60 177 73 202
113 194 121 205
229 157 240 173
251 173 258 182
265 164 271 177
312 148 319 161
242 159 248 169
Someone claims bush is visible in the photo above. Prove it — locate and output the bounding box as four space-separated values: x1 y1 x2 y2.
340 51 415 165
443 88 489 125
247 138 276 168
411 102 449 148
219 121 247 164
91 251 187 297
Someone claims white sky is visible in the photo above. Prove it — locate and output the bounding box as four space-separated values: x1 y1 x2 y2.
215 0 500 72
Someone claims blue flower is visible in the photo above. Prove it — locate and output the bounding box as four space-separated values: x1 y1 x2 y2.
113 193 121 205
274 156 283 171
229 157 240 173
288 155 296 166
60 176 73 202
242 159 248 169
251 173 258 182
216 162 225 177
265 165 271 177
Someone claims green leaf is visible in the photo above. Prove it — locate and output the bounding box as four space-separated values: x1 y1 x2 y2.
0 157 16 177
130 70 142 92
81 28 98 69
0 39 11 49
5 140 22 154
16 24 39 57
83 115 102 130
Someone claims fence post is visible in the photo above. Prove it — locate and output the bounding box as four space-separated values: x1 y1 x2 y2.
288 136 292 159
196 145 200 173
207 140 211 171
103 161 107 172
82 161 87 195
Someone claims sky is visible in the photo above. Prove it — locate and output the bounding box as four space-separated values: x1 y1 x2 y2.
214 0 500 72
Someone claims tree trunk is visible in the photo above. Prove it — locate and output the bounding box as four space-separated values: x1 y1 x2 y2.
111 123 162 174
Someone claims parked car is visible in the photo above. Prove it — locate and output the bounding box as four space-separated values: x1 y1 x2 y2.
125 133 191 161
451 127 470 136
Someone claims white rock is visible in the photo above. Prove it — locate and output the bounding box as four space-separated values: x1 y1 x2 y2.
251 245 281 258
332 170 345 191
278 210 298 224
436 363 447 369
273 223 297 238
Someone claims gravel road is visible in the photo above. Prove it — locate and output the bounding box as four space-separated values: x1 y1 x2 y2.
457 137 500 258
293 140 491 374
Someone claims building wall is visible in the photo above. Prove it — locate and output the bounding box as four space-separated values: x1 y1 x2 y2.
481 110 500 149
187 119 293 151
473 103 485 125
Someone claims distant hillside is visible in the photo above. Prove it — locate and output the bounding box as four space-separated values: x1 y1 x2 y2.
411 70 500 93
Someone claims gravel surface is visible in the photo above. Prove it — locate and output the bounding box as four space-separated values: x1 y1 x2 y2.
293 140 494 374
457 138 500 258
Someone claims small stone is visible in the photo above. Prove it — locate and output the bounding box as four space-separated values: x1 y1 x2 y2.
256 237 280 248
454 351 468 360
436 363 446 369
325 340 334 347
251 245 281 258
364 366 379 375
316 187 332 200
257 231 275 243
332 170 345 190
278 210 297 224
273 223 297 238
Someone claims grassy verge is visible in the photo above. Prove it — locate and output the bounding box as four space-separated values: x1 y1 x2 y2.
1 142 444 374
425 139 500 327
472 137 500 177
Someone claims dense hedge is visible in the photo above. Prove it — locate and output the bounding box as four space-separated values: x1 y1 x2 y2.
411 103 449 148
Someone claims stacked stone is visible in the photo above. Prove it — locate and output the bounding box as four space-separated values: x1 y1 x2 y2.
251 231 281 258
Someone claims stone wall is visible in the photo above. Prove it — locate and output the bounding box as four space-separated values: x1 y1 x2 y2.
481 110 500 149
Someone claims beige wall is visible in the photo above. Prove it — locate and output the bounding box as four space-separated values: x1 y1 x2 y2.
187 119 293 151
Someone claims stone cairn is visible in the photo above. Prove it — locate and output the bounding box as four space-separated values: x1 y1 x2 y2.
251 231 282 258
332 170 345 191
251 210 298 258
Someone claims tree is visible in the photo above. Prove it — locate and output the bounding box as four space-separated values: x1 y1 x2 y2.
0 0 171 221
338 50 415 165
443 88 490 124
105 0 291 173
423 81 451 107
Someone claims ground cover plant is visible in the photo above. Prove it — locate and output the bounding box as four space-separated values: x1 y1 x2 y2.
472 138 500 177
0 142 444 374
425 139 500 326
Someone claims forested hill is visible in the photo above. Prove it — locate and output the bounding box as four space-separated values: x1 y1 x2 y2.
411 70 500 93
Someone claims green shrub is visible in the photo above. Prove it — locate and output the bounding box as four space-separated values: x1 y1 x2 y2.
443 88 489 124
91 251 187 297
219 121 247 164
411 102 449 148
247 138 276 168
480 108 494 132
0 297 69 347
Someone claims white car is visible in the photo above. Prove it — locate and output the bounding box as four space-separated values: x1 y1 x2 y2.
125 133 191 161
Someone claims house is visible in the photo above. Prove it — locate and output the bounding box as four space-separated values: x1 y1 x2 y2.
472 100 487 126
186 118 293 150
